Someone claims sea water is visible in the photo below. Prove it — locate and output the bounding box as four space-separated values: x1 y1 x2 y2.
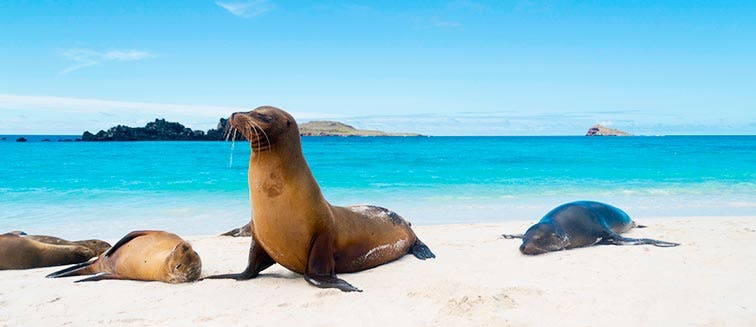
1 136 754 239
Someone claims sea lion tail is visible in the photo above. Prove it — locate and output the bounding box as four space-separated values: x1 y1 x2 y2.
46 260 96 278
409 239 436 260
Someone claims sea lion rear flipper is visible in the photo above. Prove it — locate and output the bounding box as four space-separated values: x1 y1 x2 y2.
46 260 95 278
104 230 154 257
601 232 680 247
305 232 361 292
501 233 525 239
409 238 436 260
74 272 123 283
220 227 242 237
201 234 275 280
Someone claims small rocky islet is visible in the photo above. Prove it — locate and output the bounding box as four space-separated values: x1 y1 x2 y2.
585 124 632 136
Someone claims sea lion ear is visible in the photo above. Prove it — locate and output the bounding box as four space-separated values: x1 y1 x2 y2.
171 242 191 255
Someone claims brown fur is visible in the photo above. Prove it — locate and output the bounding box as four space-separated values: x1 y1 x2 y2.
0 233 95 270
211 106 433 291
24 235 111 256
47 230 201 283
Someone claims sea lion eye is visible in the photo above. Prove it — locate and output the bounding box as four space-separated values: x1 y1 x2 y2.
287 120 291 127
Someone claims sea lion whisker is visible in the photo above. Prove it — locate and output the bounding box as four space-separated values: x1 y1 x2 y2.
246 121 262 162
247 119 271 150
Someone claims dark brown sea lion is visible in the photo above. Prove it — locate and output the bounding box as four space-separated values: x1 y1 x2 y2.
220 220 253 237
205 106 435 292
0 233 96 270
24 235 111 256
47 230 202 283
503 201 680 255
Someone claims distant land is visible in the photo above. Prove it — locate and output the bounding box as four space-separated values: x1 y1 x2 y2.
299 121 421 137
585 124 632 136
77 118 420 141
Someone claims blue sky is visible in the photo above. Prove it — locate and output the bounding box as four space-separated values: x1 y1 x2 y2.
1 1 754 135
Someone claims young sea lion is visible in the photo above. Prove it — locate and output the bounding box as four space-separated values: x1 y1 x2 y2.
205 106 435 292
503 201 680 255
0 233 96 270
47 230 202 283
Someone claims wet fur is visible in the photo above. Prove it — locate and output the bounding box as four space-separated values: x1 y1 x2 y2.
509 201 679 255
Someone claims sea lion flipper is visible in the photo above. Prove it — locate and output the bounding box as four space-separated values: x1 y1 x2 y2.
46 260 96 278
409 239 436 260
501 233 525 239
601 232 680 247
220 227 242 237
104 230 154 257
305 232 362 292
74 272 122 283
201 234 274 280
304 275 361 292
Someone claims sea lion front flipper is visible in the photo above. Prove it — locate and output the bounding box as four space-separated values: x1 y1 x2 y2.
74 272 124 283
201 234 275 280
304 232 361 292
501 233 525 239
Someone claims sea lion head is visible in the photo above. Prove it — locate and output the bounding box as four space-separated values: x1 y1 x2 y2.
519 222 568 255
165 241 202 283
72 239 112 256
228 106 299 152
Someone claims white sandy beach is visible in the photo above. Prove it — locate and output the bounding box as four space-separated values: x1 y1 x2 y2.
1 216 754 327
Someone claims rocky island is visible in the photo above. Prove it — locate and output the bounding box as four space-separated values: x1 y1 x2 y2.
81 118 419 141
299 121 420 137
585 124 632 136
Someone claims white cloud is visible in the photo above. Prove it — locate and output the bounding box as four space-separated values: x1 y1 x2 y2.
60 48 153 74
216 0 273 18
0 94 341 133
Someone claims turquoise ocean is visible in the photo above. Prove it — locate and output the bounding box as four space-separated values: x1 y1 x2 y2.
1 136 754 239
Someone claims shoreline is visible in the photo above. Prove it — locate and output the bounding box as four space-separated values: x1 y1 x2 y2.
1 216 754 326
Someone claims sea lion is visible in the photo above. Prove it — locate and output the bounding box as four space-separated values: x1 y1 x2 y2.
205 106 435 292
24 235 111 256
220 220 253 237
502 201 680 255
47 230 202 283
0 233 96 270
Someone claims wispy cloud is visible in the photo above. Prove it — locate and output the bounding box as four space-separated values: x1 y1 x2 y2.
59 49 153 74
0 94 339 133
216 0 273 18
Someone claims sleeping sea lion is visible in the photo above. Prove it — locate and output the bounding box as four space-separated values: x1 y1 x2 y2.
24 234 111 256
0 233 96 270
503 201 679 255
47 230 202 283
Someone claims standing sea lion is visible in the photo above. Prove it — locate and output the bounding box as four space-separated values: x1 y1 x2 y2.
47 230 202 283
503 201 680 255
0 233 96 270
205 106 435 292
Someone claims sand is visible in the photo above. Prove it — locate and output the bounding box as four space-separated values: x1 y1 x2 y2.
1 216 755 327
